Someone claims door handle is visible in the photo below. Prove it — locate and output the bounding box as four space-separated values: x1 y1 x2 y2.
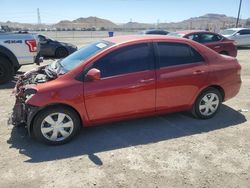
214 46 221 49
139 78 155 83
193 70 205 75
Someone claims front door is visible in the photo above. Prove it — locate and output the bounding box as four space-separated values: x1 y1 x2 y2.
84 43 156 122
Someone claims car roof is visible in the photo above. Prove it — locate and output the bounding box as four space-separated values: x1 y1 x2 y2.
173 30 219 35
144 29 167 32
103 35 191 45
225 28 249 31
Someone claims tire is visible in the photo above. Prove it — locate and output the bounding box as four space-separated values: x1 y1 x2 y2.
192 88 222 119
55 47 68 58
0 57 14 84
33 106 81 145
14 65 21 73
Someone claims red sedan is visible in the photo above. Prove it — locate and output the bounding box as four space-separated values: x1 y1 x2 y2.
12 35 241 145
168 30 237 57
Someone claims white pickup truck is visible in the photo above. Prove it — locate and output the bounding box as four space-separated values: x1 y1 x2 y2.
0 32 41 84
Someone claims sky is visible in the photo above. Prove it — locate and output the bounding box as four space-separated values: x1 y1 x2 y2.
0 0 249 24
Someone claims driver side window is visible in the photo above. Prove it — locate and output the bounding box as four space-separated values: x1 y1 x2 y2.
92 43 153 78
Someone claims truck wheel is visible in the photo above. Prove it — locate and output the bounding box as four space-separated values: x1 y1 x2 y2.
33 106 81 145
0 57 14 84
14 65 22 73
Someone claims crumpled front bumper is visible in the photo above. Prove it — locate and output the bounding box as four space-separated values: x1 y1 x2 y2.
9 98 27 126
9 98 40 135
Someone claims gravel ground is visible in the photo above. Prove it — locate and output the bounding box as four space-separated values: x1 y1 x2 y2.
0 39 250 188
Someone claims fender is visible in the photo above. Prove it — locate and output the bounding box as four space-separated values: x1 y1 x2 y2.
0 45 19 67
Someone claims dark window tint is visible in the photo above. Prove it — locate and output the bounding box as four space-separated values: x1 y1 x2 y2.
157 42 204 68
93 43 153 78
200 33 222 43
239 30 250 35
146 30 168 35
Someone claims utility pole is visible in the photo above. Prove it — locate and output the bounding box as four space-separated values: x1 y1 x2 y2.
236 0 242 28
37 8 41 25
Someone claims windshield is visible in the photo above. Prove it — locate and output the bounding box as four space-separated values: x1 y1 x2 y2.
220 29 237 35
60 41 112 72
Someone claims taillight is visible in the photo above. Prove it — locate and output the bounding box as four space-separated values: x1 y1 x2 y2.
25 39 37 52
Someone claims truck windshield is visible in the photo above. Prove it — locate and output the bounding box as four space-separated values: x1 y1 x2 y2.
60 41 113 72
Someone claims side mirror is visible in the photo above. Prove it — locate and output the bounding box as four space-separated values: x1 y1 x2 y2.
85 68 101 81
234 33 240 36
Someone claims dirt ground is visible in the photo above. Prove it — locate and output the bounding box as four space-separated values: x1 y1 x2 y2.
0 34 250 188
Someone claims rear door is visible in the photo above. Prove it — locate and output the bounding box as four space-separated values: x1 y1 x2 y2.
199 33 223 53
235 29 250 46
155 42 209 111
84 43 156 122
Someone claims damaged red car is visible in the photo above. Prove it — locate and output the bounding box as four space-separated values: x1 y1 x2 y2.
11 35 241 145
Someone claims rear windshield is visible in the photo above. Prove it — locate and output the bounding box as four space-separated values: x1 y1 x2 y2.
167 32 184 37
60 41 113 72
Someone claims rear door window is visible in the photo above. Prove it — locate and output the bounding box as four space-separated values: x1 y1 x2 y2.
156 42 204 68
200 33 222 43
185 34 200 42
239 30 250 35
92 43 154 78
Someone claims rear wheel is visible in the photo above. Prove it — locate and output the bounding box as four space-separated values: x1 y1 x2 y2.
33 107 81 145
192 88 222 119
0 57 14 84
55 47 68 58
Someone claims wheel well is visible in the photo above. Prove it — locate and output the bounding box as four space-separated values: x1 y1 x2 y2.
204 85 225 101
56 47 67 52
29 103 83 134
55 47 68 57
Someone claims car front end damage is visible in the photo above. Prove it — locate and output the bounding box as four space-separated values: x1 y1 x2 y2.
9 66 52 132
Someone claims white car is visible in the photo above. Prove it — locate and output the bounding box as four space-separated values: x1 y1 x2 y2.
220 28 250 47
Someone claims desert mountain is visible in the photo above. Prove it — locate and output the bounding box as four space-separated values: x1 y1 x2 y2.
54 16 117 29
1 14 249 31
158 14 247 31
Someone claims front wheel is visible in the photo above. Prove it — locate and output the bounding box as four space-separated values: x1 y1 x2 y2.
0 57 14 84
33 107 81 145
192 88 222 119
